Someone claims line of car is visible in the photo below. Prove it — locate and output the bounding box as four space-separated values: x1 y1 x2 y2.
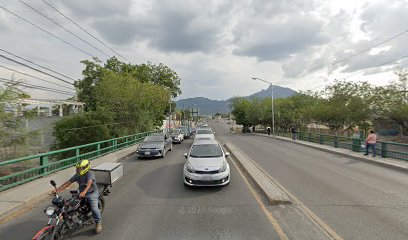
136 124 231 187
136 126 194 158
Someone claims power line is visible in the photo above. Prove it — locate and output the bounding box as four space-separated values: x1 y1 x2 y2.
309 53 408 90
0 77 75 96
0 78 74 96
294 26 408 80
0 64 74 90
342 53 408 80
46 121 134 133
42 0 129 63
332 28 408 65
18 0 110 59
0 53 74 85
0 4 95 58
0 48 76 82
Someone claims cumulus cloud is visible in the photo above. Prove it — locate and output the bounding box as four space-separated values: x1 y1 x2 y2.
0 0 406 101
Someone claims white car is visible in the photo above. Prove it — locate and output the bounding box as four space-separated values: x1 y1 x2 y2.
169 129 184 143
194 128 215 142
183 139 230 187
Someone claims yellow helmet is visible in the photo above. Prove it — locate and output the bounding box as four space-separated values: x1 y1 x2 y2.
76 159 90 176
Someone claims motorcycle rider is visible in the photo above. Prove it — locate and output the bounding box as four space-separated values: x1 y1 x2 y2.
52 159 102 234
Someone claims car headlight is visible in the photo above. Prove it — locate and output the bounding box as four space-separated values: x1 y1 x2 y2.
45 206 55 216
219 161 227 173
186 163 195 173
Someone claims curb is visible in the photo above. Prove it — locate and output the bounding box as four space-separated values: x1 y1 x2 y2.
254 133 408 173
224 143 291 205
0 145 138 224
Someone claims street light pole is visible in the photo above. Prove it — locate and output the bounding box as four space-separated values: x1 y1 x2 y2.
169 99 172 131
252 77 275 134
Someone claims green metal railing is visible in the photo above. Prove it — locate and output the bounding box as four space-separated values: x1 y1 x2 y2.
0 131 157 192
259 131 408 161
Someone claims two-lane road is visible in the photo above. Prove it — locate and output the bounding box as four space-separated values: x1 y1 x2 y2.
0 138 280 240
213 120 408 240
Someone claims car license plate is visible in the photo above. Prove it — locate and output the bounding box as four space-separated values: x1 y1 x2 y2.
202 175 212 181
145 152 150 155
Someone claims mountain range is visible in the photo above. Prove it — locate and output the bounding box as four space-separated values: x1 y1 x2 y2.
176 85 296 115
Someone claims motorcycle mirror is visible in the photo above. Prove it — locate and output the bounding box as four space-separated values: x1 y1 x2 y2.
50 180 57 188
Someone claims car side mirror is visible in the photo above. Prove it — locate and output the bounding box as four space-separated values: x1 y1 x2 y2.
225 152 230 157
50 180 57 188
183 153 188 159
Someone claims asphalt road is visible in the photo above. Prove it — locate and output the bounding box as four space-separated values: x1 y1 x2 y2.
0 137 280 240
212 120 408 240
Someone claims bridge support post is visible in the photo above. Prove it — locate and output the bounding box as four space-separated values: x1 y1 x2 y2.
381 143 387 158
59 105 63 117
334 136 339 148
40 156 48 174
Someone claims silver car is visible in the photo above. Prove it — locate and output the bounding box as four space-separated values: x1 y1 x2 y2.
193 128 215 142
136 133 172 158
183 139 230 187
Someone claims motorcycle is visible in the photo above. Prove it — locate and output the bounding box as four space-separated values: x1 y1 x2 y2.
32 180 110 240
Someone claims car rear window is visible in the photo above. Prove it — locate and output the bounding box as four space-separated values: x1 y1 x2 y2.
196 129 212 134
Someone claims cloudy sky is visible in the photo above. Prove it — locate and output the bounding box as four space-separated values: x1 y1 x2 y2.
0 0 407 100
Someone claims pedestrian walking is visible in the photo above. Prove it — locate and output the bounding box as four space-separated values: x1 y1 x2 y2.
267 127 271 136
291 126 297 141
364 130 377 157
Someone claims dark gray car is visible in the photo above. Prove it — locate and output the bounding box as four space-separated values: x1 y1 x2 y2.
178 126 191 139
136 133 172 158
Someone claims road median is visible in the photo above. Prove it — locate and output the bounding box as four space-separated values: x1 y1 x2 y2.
224 142 291 205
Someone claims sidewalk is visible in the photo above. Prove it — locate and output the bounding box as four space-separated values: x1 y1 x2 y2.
0 144 138 223
254 133 408 172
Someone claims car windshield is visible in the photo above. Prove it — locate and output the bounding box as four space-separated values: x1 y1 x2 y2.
170 130 179 134
190 144 223 158
196 129 212 134
144 136 163 142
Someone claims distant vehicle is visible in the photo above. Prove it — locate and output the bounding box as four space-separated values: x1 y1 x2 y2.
136 133 172 158
194 128 215 142
201 123 209 127
169 129 184 143
191 127 197 135
178 126 191 139
183 139 230 187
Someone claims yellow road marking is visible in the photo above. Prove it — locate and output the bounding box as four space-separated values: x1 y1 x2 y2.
0 205 33 225
228 146 289 240
231 142 345 240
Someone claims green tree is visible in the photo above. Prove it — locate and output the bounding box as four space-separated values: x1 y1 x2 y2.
230 97 252 131
53 108 113 149
75 57 182 111
0 82 37 160
94 70 169 136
